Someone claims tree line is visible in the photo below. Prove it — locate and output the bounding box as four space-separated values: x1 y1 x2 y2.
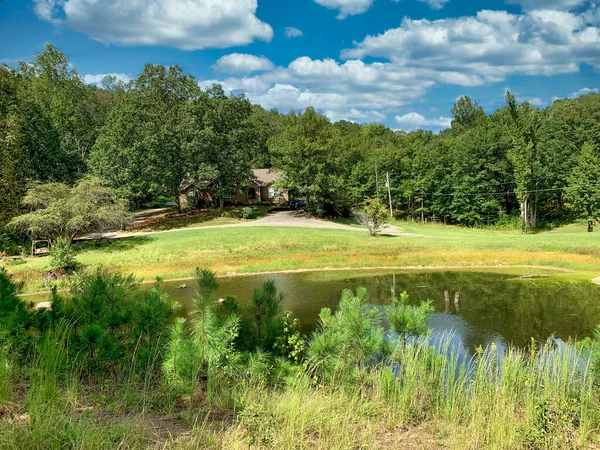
2 44 600 233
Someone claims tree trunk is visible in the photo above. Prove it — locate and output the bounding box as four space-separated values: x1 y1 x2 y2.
175 194 182 213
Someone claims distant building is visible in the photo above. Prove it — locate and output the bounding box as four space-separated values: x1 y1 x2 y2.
179 169 288 209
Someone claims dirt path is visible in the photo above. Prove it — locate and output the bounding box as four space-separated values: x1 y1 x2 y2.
80 210 413 240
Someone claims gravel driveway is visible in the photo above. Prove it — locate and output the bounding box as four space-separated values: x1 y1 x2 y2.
80 209 408 240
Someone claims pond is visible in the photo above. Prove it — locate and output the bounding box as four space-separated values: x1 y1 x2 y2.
23 270 600 352
160 270 600 352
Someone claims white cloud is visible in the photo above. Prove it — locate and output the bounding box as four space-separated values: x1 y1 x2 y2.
84 73 131 85
524 97 546 106
313 0 374 19
505 0 588 11
342 8 600 82
213 54 274 74
34 0 273 50
198 55 471 124
570 87 599 97
196 6 600 126
418 0 450 10
394 112 452 130
392 0 450 10
284 27 304 38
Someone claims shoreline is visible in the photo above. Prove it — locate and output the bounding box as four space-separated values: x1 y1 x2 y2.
19 264 597 298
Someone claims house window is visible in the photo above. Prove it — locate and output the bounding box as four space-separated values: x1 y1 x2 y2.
268 187 276 199
222 190 235 199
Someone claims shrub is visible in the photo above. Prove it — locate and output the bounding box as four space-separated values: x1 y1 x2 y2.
239 207 255 219
0 268 34 354
49 237 78 272
54 270 175 376
362 198 389 236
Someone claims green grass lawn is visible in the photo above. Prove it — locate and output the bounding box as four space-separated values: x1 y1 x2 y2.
5 221 600 292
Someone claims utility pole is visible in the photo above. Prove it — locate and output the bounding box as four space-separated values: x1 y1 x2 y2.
386 172 393 217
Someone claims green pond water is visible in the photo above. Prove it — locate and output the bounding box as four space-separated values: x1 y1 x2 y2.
162 270 600 351
24 270 600 351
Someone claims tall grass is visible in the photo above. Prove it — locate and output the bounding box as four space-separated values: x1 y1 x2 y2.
0 345 12 406
200 338 600 449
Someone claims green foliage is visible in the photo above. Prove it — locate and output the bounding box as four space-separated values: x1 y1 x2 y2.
385 291 434 344
306 288 384 382
274 311 306 363
239 207 255 219
9 178 130 242
247 280 285 351
179 85 258 209
163 268 240 395
566 142 600 222
0 268 33 354
238 403 276 446
53 269 175 376
363 197 389 236
49 236 77 272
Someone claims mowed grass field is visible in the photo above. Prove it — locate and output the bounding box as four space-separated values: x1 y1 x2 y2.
6 221 600 292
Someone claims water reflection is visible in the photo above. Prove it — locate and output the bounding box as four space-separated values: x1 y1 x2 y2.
23 270 600 352
163 270 600 351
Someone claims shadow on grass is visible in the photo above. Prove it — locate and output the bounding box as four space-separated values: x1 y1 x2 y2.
73 236 155 254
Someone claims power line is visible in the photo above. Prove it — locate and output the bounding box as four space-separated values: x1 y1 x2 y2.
415 183 600 198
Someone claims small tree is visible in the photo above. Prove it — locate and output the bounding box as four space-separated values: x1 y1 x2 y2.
247 280 284 351
363 197 389 236
9 177 131 244
566 143 600 227
49 237 77 272
385 291 434 346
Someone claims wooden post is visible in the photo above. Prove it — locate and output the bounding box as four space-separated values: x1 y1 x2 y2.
444 291 450 313
454 292 460 313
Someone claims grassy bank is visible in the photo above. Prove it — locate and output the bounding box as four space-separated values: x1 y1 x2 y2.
2 266 600 449
4 222 600 293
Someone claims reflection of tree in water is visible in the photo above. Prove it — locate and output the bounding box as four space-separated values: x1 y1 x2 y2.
167 271 600 349
362 272 600 347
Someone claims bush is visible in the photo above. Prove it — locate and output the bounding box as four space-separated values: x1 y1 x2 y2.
362 198 389 236
54 270 176 376
0 226 27 256
49 237 78 272
239 207 255 220
0 268 33 354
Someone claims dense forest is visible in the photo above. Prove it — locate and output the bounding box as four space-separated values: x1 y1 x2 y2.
2 45 600 233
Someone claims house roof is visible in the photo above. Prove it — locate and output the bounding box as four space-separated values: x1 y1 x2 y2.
252 169 282 186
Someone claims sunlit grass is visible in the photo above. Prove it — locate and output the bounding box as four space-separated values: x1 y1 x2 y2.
4 222 600 292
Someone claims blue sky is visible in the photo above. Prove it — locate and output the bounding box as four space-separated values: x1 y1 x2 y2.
1 0 599 131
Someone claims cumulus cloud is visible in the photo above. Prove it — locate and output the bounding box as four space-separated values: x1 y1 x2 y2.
33 0 273 50
394 112 452 130
418 0 450 10
284 27 304 38
342 9 600 82
570 87 599 97
197 56 476 123
313 0 374 19
195 6 600 125
213 54 274 74
84 73 131 85
392 0 450 10
505 0 588 11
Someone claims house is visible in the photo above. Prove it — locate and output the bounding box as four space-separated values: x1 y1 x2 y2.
179 169 288 209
